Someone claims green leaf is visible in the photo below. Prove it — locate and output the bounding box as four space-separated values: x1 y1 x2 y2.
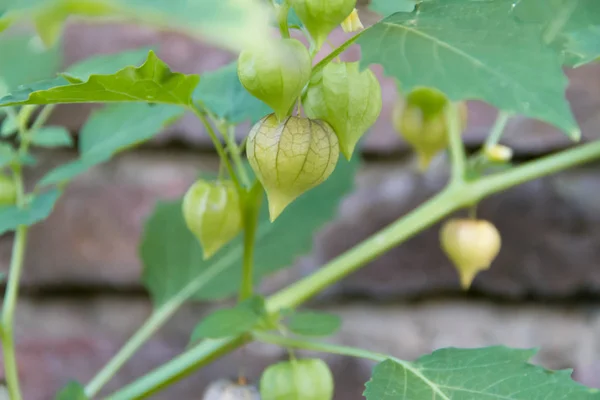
357 0 580 139
0 111 17 137
0 34 62 90
79 103 184 156
0 189 61 234
0 51 199 107
38 152 110 187
364 347 600 400
193 62 272 124
1 0 273 52
55 381 89 400
63 47 153 82
0 143 35 168
369 0 416 16
286 310 341 337
512 0 600 68
30 126 73 147
190 296 266 341
275 0 304 29
141 157 358 308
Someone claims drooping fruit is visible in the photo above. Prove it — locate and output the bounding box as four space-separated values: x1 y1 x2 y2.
289 0 357 49
392 87 468 170
260 358 334 400
247 114 339 221
203 379 260 400
303 61 382 159
238 38 311 120
0 173 17 206
182 180 242 259
440 218 501 289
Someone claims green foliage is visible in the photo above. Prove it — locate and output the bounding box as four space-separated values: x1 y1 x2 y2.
63 47 152 82
0 34 62 91
364 347 600 400
357 0 579 139
0 110 17 137
29 126 73 148
0 189 61 234
369 0 416 16
0 51 199 107
193 62 272 124
286 311 341 337
190 296 266 341
140 157 357 307
54 381 88 400
0 0 273 52
0 143 36 168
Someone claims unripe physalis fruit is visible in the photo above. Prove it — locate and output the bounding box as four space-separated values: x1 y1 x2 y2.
203 379 260 400
289 0 357 49
440 218 501 289
484 144 513 163
238 38 311 120
260 358 334 400
247 114 339 221
303 62 382 159
182 180 242 259
0 173 17 206
341 8 364 33
392 87 468 170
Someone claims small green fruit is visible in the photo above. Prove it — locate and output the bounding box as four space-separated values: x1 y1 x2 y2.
0 173 17 206
289 0 357 49
247 114 339 221
303 61 382 159
440 218 501 289
260 358 334 400
238 38 311 120
392 87 468 170
182 180 242 259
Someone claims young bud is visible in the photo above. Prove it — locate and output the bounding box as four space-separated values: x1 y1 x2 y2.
341 8 364 33
247 114 339 221
260 359 334 400
484 144 513 162
392 87 468 170
440 218 501 289
303 62 381 159
203 379 260 400
238 38 311 120
0 173 17 206
289 0 357 49
182 180 242 259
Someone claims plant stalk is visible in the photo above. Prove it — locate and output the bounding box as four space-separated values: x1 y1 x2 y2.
239 183 263 302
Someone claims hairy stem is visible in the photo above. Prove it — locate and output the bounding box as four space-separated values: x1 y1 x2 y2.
484 111 511 149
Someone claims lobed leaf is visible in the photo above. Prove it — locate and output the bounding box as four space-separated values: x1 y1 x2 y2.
63 47 153 82
357 0 580 139
368 0 417 16
0 51 199 107
364 347 600 400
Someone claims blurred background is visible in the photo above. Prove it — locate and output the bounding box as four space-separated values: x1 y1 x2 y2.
1 1 600 399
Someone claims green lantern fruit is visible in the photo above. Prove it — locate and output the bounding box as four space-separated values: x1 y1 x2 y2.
260 358 334 400
247 114 339 221
0 173 17 206
203 379 260 400
238 38 311 120
392 87 468 170
182 180 242 259
440 218 501 289
303 61 382 159
289 0 357 49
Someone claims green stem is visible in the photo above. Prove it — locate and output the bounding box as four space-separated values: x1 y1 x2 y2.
311 32 363 76
277 1 291 39
84 311 174 397
190 106 241 190
445 103 467 185
254 332 387 362
239 183 262 302
484 111 511 149
222 124 250 188
107 139 600 399
30 104 56 131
